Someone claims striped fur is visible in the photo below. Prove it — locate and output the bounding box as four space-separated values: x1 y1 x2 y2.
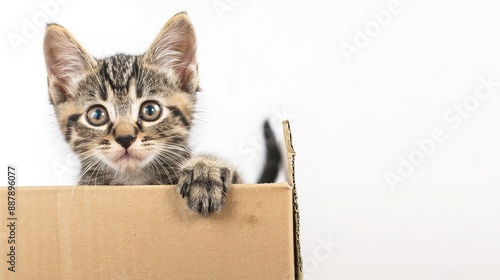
44 13 240 214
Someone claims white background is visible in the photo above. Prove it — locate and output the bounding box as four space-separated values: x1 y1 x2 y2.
1 0 500 279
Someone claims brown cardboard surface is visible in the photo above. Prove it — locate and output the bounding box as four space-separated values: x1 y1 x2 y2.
1 183 294 279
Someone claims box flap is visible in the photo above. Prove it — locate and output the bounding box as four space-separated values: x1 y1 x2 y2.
282 120 303 280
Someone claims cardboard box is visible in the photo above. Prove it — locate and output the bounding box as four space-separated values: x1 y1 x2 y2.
1 121 302 280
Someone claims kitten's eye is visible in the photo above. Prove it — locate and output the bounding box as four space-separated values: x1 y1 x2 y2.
86 105 109 126
140 101 162 121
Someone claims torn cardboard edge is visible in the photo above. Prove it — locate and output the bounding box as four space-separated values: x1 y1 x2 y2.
282 120 303 280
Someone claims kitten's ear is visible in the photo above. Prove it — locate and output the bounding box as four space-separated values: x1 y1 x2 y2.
44 24 97 105
144 12 198 93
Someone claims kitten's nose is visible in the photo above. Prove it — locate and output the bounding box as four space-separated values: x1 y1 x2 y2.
115 135 136 149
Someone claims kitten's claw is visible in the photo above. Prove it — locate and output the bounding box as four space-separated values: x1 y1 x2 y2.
177 156 238 215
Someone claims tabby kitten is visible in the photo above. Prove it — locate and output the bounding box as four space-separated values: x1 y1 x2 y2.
43 12 240 214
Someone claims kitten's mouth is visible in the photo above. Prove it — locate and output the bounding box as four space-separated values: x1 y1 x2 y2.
117 151 141 161
115 149 144 163
108 149 148 172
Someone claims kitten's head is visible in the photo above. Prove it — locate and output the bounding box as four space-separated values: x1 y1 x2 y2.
44 13 198 180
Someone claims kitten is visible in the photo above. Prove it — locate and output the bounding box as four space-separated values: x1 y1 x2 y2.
43 12 279 215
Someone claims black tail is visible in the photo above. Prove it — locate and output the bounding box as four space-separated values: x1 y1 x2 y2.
257 120 282 183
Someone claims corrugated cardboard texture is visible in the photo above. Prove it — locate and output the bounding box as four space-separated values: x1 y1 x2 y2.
283 120 303 280
0 183 294 279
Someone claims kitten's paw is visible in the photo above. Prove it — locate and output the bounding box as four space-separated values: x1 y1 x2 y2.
177 156 239 215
